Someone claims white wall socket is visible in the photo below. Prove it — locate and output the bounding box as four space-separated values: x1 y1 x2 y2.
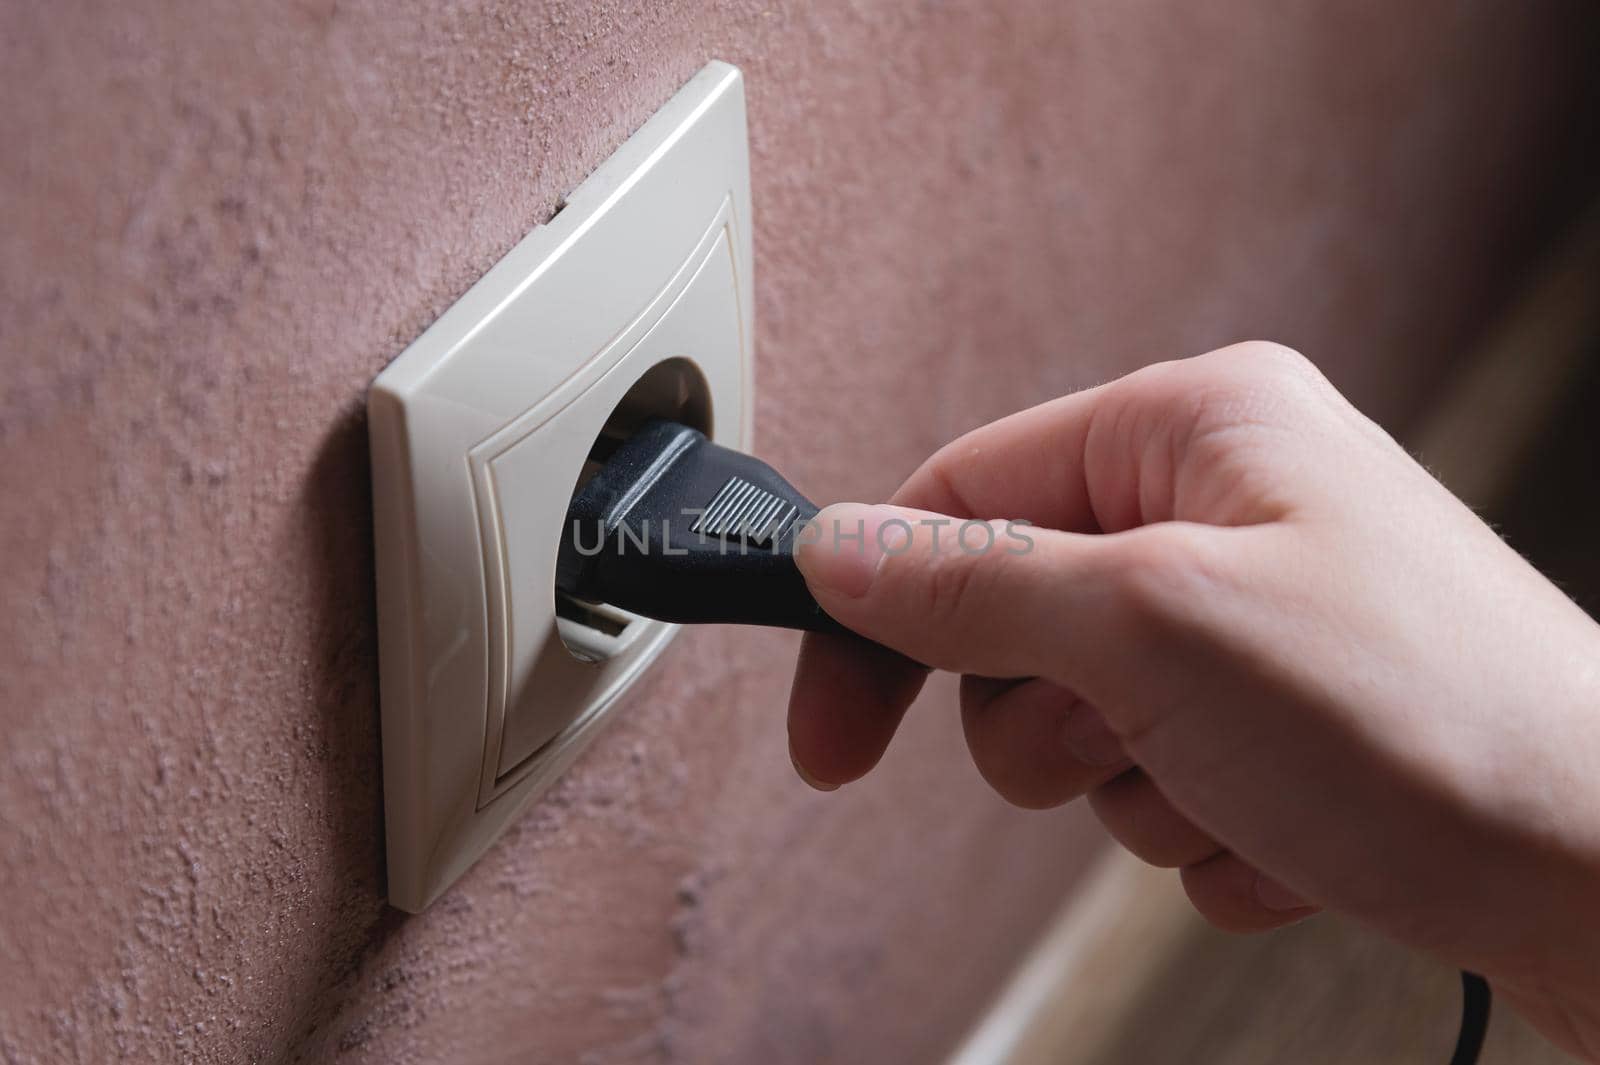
369 61 753 911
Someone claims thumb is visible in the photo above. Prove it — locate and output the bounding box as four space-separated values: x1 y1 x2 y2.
795 502 1116 681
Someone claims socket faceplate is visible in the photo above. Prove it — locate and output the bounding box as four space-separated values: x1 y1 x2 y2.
369 62 752 911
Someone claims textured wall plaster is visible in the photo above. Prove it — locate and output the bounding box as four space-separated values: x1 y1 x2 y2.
1 1 1597 1063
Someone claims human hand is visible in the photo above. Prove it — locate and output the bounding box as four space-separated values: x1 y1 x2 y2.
787 342 1600 1059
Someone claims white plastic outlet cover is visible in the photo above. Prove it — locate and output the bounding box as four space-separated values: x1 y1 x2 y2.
368 61 752 912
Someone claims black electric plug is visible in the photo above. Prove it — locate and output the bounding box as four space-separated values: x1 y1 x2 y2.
556 420 849 634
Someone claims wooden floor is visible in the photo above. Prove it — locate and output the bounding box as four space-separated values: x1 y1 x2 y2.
949 851 1580 1065
1092 905 1574 1064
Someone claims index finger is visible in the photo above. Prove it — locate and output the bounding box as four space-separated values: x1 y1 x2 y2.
889 384 1110 528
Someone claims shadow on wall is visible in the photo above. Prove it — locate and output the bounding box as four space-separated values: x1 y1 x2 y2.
282 404 411 1059
1495 342 1600 615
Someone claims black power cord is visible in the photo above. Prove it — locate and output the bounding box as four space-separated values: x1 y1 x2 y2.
1451 971 1492 1065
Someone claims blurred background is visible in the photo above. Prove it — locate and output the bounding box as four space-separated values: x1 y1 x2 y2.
3 2 1599 1063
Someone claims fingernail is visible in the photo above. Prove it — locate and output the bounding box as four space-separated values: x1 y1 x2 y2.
1254 873 1313 912
794 503 911 598
1061 705 1125 767
790 741 839 792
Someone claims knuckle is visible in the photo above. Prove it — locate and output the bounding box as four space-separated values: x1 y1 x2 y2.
1221 340 1314 380
1200 342 1320 404
894 443 967 513
1114 343 1327 449
893 523 1021 632
1102 528 1224 630
1177 343 1336 451
920 549 985 625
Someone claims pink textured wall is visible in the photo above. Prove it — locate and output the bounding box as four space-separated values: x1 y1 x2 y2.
3 2 1597 1062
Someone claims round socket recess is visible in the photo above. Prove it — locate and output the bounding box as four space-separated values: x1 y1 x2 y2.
368 62 752 912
